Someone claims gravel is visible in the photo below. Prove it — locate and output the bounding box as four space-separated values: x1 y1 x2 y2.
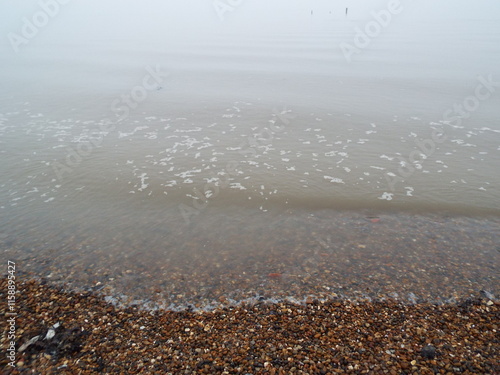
1 278 498 374
4 212 499 311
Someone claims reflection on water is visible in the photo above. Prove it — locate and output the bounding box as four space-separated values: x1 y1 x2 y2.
0 20 499 307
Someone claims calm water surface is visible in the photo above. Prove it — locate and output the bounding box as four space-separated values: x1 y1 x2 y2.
1 20 499 307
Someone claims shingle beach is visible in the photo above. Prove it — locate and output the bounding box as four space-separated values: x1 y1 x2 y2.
1 278 498 374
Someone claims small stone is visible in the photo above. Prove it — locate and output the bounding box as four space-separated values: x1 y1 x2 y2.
480 290 495 300
1 276 498 374
420 344 436 359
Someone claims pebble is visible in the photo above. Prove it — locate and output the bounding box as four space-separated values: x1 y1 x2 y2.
5 212 499 313
480 290 495 300
2 278 498 374
421 344 437 359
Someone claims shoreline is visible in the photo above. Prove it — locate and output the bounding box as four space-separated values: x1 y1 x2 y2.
3 212 499 311
1 278 498 374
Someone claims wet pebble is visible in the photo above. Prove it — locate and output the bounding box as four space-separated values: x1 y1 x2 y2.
2 278 498 374
420 344 437 359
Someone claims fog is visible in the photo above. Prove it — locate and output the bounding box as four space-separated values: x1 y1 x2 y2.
1 0 499 313
2 0 500 48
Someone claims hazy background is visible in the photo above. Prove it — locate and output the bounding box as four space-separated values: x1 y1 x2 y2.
2 0 500 48
1 0 499 308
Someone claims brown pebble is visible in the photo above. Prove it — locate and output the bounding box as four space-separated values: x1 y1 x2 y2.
2 277 498 374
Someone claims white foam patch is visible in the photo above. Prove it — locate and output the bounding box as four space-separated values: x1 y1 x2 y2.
174 126 202 133
164 180 177 187
324 176 345 184
230 183 246 190
405 187 414 196
137 173 149 191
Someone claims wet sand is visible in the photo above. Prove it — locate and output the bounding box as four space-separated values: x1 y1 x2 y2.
1 278 498 374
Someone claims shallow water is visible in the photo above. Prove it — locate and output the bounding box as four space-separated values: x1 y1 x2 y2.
1 19 499 308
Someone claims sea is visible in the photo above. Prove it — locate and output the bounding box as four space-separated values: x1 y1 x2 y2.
1 12 499 309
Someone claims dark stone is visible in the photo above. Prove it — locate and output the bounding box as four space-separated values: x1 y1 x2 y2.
196 360 213 369
480 290 495 300
458 297 481 312
420 344 437 359
23 324 87 360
